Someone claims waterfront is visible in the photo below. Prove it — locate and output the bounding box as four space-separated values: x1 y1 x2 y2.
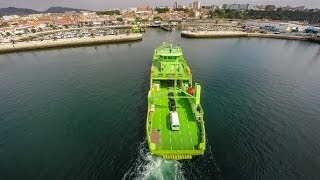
0 34 142 54
0 29 320 179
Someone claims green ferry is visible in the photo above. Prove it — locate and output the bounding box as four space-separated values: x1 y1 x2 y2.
146 43 206 160
132 25 145 33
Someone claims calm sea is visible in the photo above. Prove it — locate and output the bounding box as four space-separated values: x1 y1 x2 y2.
0 29 320 179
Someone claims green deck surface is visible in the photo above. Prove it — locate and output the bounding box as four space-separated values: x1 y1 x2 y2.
150 90 200 151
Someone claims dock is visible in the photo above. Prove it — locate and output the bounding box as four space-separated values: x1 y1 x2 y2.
0 34 143 54
181 31 320 44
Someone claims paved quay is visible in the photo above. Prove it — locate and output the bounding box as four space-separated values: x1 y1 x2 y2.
181 31 310 41
0 34 142 53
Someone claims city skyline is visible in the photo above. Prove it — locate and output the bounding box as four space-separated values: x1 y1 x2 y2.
0 0 318 11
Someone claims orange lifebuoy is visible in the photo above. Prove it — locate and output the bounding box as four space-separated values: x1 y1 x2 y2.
188 86 194 95
151 66 154 73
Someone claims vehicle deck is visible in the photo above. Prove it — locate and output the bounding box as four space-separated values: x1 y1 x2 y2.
150 89 201 151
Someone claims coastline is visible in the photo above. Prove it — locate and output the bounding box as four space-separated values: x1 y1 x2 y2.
0 34 142 54
181 31 320 43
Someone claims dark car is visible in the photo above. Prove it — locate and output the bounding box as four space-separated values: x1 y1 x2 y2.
168 99 176 111
168 92 174 100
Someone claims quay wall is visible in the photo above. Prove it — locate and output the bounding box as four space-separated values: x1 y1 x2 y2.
0 34 142 54
180 31 320 43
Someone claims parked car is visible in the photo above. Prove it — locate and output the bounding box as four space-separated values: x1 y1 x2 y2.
168 99 176 111
168 92 174 100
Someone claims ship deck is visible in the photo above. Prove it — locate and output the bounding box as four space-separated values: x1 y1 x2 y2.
150 90 201 151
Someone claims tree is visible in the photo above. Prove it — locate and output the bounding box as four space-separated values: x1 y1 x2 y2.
96 10 121 15
25 37 31 42
153 16 163 21
135 17 149 22
209 9 320 24
116 17 123 22
155 7 170 13
0 22 9 27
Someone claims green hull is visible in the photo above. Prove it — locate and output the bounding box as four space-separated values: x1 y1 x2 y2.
132 25 142 33
146 43 206 160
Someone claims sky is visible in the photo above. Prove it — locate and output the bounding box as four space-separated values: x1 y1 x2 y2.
0 0 318 11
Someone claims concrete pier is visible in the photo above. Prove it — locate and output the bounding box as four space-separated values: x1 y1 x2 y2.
181 31 310 41
0 34 142 54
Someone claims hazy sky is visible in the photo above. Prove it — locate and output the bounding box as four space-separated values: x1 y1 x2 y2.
0 0 318 11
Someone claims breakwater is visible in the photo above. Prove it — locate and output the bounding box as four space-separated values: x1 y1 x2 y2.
181 31 320 43
0 34 142 54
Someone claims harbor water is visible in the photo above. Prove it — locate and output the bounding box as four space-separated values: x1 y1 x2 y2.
0 29 320 179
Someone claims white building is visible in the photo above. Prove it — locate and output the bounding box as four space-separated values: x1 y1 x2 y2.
189 3 194 9
2 15 20 21
247 4 255 10
228 4 239 10
93 21 103 26
177 5 186 9
13 28 26 35
194 11 201 19
129 8 137 12
238 4 248 11
193 1 201 10
173 2 178 10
